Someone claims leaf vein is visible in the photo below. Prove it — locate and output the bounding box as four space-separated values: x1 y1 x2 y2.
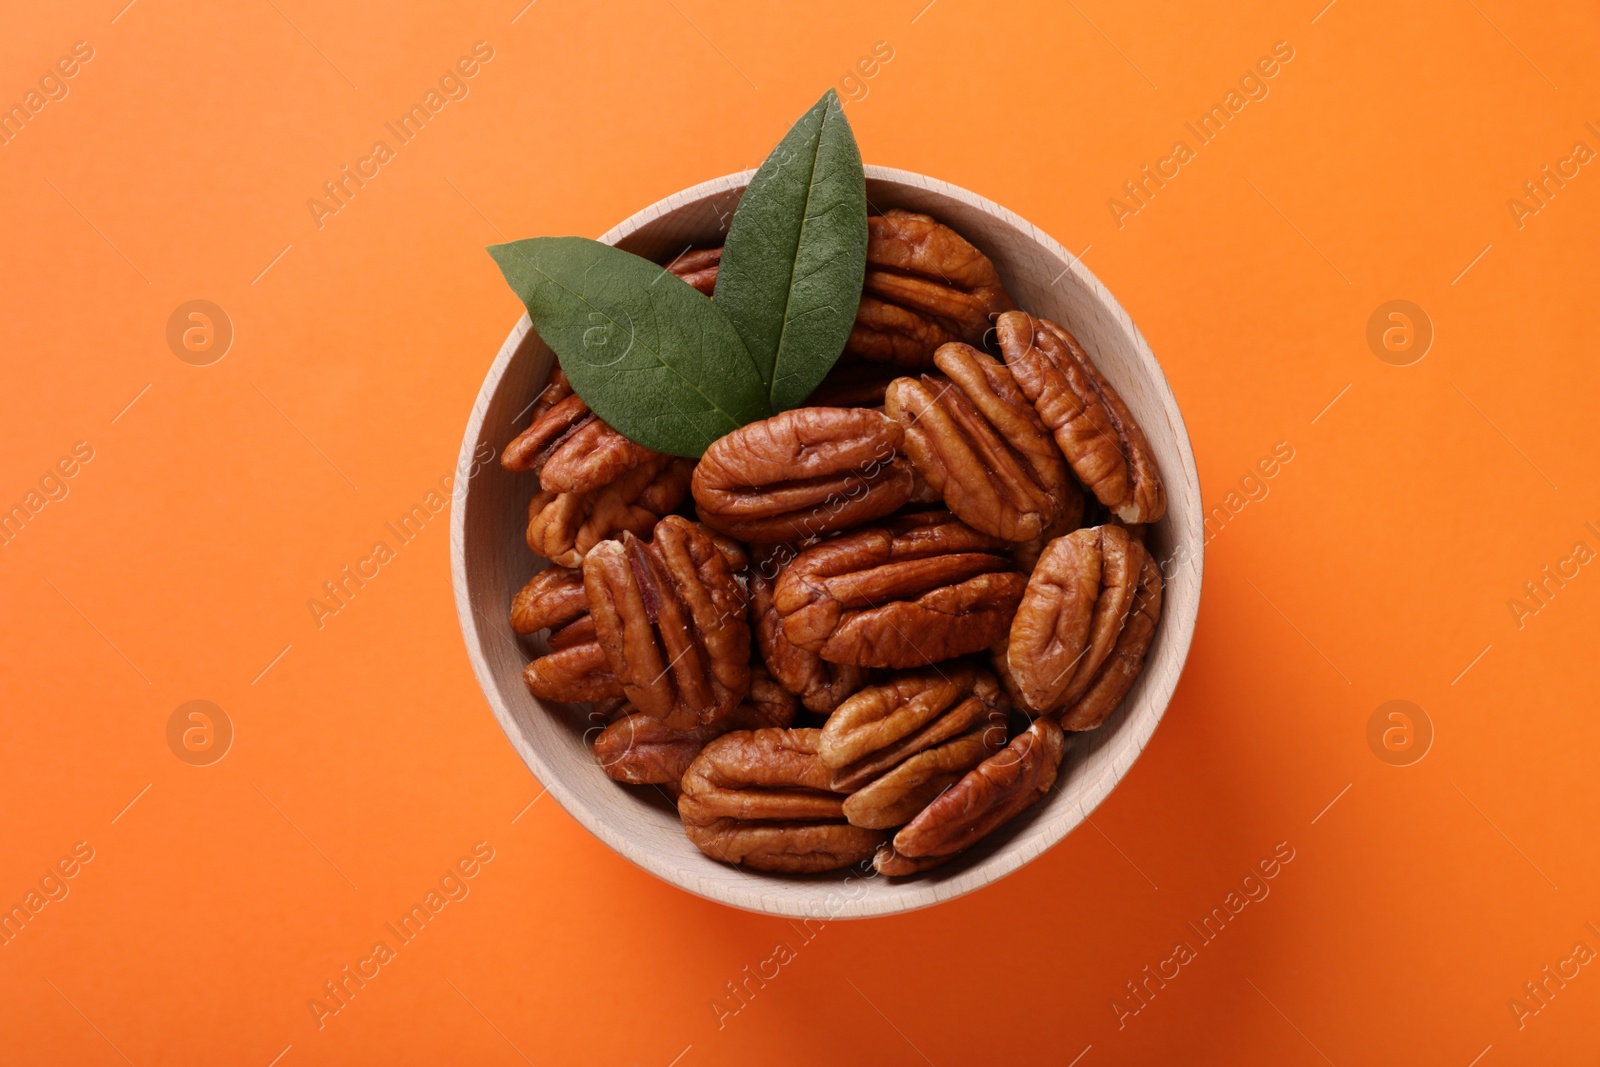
525 255 751 430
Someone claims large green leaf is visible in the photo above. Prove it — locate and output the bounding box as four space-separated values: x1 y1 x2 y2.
488 237 769 457
713 89 868 411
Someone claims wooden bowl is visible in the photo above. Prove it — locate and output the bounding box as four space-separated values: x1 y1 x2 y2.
451 167 1203 918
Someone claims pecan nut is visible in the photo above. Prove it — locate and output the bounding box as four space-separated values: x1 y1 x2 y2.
678 728 887 873
593 670 797 786
1057 544 1162 731
749 546 865 714
692 407 914 543
998 311 1165 523
1001 526 1144 715
513 565 624 703
526 454 693 568
523 640 624 704
773 511 1026 669
886 342 1079 542
847 210 1014 368
878 716 1066 872
509 566 587 635
871 844 954 876
501 366 659 496
843 725 1005 830
501 364 581 473
818 665 1008 791
584 515 751 731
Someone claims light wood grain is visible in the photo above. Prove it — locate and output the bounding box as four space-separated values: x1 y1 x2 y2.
450 167 1204 919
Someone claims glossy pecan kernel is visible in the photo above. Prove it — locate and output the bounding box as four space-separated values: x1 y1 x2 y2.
513 564 622 703
1057 544 1162 731
691 407 915 543
998 311 1165 523
678 728 887 873
592 670 797 786
880 716 1066 873
523 640 624 705
509 566 587 635
501 364 579 471
843 725 1004 830
818 666 1009 792
546 613 596 651
501 366 659 496
526 454 693 569
886 342 1078 542
539 417 657 496
584 515 751 731
1001 526 1143 716
749 546 865 714
773 511 1026 669
871 843 953 876
846 210 1015 368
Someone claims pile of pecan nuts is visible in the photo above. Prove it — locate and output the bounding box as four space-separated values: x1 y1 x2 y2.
504 208 1166 878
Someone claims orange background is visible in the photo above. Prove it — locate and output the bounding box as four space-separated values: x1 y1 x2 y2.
2 1 1597 1063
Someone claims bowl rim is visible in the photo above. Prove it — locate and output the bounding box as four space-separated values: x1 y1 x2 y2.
451 165 1204 918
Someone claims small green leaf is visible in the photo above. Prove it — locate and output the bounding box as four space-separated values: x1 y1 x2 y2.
714 88 868 412
488 237 770 458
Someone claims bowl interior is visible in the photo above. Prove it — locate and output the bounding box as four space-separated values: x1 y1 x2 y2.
451 167 1203 918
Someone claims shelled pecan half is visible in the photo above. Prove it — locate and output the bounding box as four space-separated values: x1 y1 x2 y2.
847 210 1014 367
678 728 887 873
819 667 1009 829
691 407 914 543
885 342 1078 542
522 640 623 704
875 716 1065 875
584 515 751 731
509 565 586 635
818 666 1008 790
1056 544 1162 731
513 564 624 704
1000 526 1144 716
997 311 1165 523
773 511 1026 669
501 366 658 495
749 545 866 714
593 670 796 786
844 728 1003 831
526 454 693 569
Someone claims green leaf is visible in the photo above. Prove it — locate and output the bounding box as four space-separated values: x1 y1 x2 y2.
714 88 868 412
488 237 770 458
